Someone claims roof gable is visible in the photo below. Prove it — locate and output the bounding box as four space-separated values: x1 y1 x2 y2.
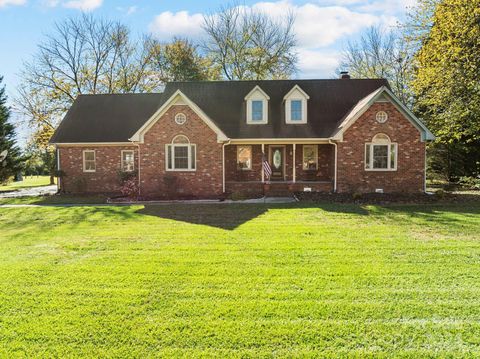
333 86 435 142
129 90 228 143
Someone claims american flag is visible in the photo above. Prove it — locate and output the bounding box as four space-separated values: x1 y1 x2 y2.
262 152 272 179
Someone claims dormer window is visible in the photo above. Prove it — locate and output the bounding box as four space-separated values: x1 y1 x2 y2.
291 100 302 121
284 85 309 124
251 100 264 122
245 86 269 124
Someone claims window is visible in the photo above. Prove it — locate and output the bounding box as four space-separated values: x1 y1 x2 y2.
237 146 252 170
245 86 269 124
166 135 196 171
284 85 309 124
83 150 96 172
376 111 388 123
365 133 397 171
175 113 187 125
302 145 318 170
291 100 302 121
251 101 263 122
121 150 134 172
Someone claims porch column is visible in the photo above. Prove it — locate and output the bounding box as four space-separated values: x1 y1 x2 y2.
293 144 296 183
261 143 265 182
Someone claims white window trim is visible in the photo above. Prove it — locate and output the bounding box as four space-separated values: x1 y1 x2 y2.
365 142 398 171
83 150 96 172
375 111 388 123
121 150 135 172
284 85 309 124
302 145 318 170
245 86 269 124
175 113 187 125
286 98 308 124
237 145 252 170
165 143 197 172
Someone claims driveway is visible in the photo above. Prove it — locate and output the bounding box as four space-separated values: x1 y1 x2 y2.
0 185 58 198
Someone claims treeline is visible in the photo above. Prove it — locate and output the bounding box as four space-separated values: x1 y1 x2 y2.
340 0 480 181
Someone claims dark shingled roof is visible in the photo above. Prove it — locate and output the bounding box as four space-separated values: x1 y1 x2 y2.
50 79 389 143
50 93 165 143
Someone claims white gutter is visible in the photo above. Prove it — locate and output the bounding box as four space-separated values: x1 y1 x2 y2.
222 140 231 193
329 140 338 192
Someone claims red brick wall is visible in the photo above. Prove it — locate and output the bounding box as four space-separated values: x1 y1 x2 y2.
295 144 334 182
138 105 223 199
58 145 137 193
225 144 263 182
337 102 426 193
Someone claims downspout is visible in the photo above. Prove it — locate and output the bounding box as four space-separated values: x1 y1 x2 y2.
222 139 231 194
328 139 337 193
424 144 427 193
130 140 141 196
56 145 61 193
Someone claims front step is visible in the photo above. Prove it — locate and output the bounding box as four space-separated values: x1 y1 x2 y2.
264 183 292 197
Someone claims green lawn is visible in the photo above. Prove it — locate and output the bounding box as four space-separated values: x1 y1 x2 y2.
1 202 480 357
0 176 53 192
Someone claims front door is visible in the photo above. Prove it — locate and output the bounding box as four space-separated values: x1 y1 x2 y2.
269 146 285 181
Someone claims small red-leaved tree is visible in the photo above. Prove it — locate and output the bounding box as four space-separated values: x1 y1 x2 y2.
120 178 139 200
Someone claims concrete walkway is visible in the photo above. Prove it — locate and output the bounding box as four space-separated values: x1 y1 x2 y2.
0 195 297 208
0 185 58 198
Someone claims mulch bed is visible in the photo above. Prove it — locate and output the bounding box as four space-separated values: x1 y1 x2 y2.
294 191 480 205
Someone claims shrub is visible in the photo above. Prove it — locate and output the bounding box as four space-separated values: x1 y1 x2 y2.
458 176 480 190
120 178 139 199
72 177 87 192
118 170 137 184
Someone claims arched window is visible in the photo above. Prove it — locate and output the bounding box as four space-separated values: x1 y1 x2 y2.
166 135 196 171
365 133 397 171
175 113 187 125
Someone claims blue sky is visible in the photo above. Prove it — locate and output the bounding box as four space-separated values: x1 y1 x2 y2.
0 0 415 143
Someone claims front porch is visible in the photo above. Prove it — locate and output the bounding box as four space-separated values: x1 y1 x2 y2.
224 143 336 197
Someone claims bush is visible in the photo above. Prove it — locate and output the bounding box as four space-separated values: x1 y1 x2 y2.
120 178 139 199
118 170 137 184
458 176 480 190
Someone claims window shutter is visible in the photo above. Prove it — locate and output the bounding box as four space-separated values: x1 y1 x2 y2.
390 144 396 169
365 144 371 169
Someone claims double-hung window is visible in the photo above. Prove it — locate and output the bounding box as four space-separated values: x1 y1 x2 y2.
290 100 303 122
365 134 397 171
121 150 135 172
251 100 264 122
237 145 252 170
166 135 196 171
83 150 96 172
302 145 318 170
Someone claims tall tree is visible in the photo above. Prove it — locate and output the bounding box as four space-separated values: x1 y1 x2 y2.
0 76 24 183
412 0 480 178
339 26 412 104
147 38 220 82
16 15 157 148
202 4 297 80
413 0 480 143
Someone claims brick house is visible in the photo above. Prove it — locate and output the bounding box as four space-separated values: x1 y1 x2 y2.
50 78 434 199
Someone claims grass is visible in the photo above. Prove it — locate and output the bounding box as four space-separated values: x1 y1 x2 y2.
0 176 54 192
1 202 480 357
0 194 107 205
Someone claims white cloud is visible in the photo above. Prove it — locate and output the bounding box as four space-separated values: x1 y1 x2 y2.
44 0 102 11
0 0 26 8
63 0 102 11
148 0 406 78
297 49 341 78
149 10 204 41
117 5 137 16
